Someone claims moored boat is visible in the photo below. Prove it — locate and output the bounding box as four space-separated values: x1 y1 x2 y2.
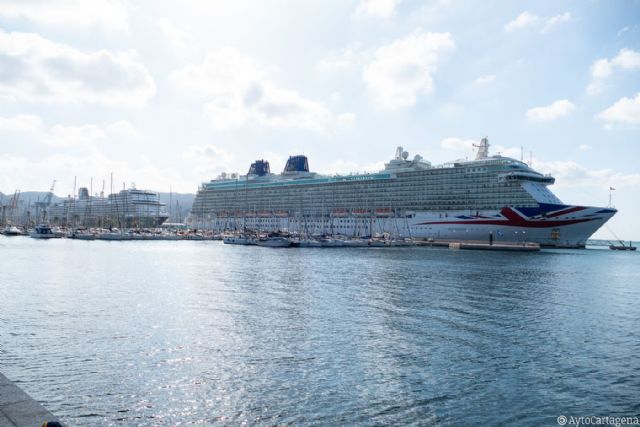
256 234 292 247
223 234 255 245
2 225 24 236
29 224 62 239
609 240 637 251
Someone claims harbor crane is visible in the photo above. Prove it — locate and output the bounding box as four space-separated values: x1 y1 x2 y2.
34 180 56 222
1 190 20 225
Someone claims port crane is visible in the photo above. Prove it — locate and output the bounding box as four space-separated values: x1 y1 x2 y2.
34 180 56 222
1 190 20 225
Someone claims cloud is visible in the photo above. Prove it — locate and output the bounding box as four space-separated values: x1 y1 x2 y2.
106 120 141 139
0 0 129 34
504 11 571 33
542 12 571 33
526 100 576 121
611 48 640 69
587 48 640 95
0 114 43 133
171 48 346 131
316 44 362 73
474 74 496 85
596 93 640 126
535 159 640 190
183 144 236 181
156 18 194 51
47 124 108 148
0 29 155 106
337 112 356 124
183 144 234 165
440 137 477 151
355 0 401 18
504 11 540 32
578 144 592 151
363 30 455 109
0 119 190 194
0 114 139 148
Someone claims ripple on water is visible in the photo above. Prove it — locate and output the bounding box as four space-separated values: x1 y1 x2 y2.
0 238 638 425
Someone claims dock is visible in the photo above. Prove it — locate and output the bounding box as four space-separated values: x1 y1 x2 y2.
415 239 541 252
0 373 62 427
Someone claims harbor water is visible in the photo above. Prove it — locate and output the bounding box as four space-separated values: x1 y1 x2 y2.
0 237 638 425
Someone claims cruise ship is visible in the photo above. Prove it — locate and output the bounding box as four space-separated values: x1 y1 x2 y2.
191 138 615 248
47 187 168 228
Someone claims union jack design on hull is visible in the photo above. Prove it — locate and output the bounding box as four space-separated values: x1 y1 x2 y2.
409 204 617 248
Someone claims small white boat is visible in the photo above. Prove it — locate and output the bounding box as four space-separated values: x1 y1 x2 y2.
296 238 322 247
223 234 255 245
29 224 62 239
256 235 292 247
319 237 343 247
70 229 96 240
2 225 23 236
74 233 96 240
368 239 388 247
387 238 415 247
98 229 132 240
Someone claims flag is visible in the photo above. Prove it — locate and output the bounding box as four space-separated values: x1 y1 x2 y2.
610 186 616 191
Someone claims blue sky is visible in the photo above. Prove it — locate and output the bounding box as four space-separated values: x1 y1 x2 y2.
0 0 638 239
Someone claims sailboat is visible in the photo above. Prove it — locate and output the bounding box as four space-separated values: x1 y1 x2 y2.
609 240 637 251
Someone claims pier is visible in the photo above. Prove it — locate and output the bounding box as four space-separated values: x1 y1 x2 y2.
0 373 62 427
415 239 541 251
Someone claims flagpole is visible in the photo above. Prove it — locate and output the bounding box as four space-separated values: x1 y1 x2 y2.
608 186 615 208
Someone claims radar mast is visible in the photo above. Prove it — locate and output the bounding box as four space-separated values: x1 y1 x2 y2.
474 137 490 160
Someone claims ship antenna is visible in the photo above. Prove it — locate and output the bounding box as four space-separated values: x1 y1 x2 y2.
473 137 489 160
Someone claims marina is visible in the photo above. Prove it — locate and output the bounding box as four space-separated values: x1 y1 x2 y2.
1 224 635 252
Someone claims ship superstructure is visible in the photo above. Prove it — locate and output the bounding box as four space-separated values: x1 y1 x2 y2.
47 187 168 228
191 139 615 247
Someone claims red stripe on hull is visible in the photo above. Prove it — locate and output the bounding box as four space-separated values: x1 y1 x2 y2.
545 206 586 218
416 207 599 228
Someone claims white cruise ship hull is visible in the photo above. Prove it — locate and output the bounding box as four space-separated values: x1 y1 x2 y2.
210 204 615 248
408 205 616 248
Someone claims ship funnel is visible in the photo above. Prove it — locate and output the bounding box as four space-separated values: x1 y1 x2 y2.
78 187 90 200
248 159 270 176
283 155 309 174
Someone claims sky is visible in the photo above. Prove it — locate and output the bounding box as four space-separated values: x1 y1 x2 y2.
0 0 639 239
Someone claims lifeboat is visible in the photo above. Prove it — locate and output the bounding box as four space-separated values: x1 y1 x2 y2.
352 209 370 216
375 208 393 217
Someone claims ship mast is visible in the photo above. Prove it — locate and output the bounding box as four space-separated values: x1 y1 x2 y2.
473 137 490 160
